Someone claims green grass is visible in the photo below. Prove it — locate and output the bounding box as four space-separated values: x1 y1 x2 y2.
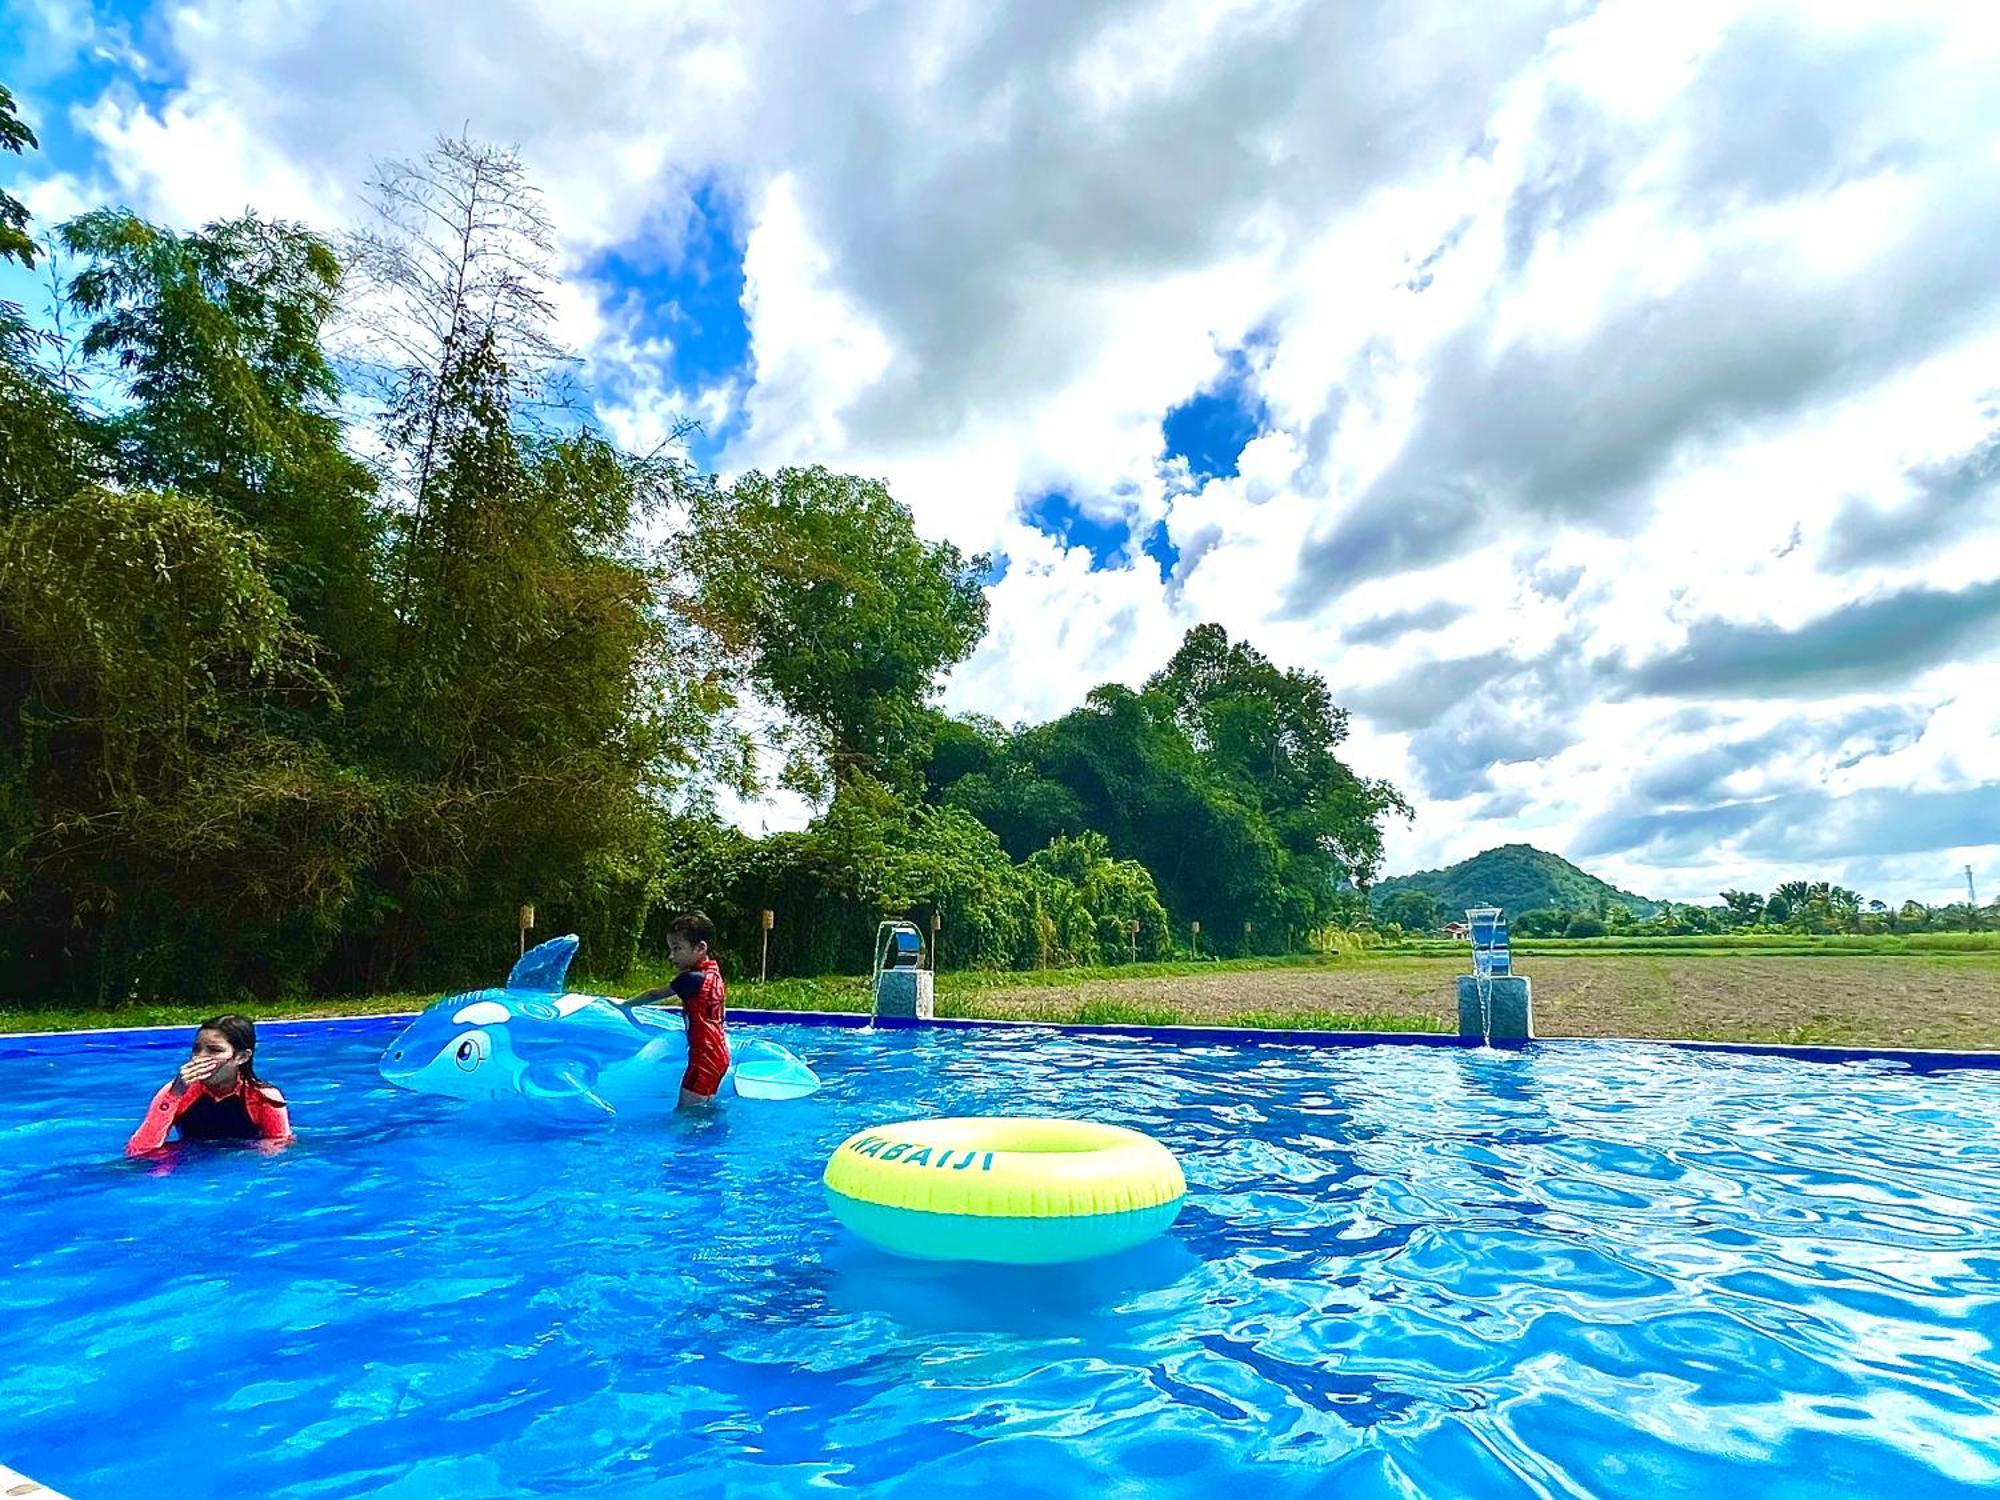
5 935 1994 1036
0 989 437 1035
0 951 1444 1035
929 993 1447 1033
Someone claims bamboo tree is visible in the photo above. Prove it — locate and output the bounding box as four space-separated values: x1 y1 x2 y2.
342 134 572 624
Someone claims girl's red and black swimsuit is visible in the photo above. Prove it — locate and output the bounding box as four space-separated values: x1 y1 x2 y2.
126 1075 292 1155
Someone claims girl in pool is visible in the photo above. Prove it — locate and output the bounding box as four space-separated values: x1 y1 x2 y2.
126 1014 292 1155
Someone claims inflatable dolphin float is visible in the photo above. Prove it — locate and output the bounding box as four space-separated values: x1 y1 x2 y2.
379 934 819 1117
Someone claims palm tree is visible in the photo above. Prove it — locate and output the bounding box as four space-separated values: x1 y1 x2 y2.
1938 902 1977 933
1720 889 1765 926
1770 880 1812 930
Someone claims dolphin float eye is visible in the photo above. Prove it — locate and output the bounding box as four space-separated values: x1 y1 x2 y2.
447 1031 491 1072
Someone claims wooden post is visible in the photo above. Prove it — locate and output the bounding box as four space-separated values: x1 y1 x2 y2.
1127 918 1139 965
517 903 535 957
929 910 942 971
1191 919 1200 959
760 908 774 983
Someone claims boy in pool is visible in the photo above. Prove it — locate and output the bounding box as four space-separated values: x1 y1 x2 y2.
618 911 729 1108
126 1014 292 1154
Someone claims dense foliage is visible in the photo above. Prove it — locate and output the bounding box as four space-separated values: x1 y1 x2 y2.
920 621 1409 956
0 103 1405 1005
678 466 990 797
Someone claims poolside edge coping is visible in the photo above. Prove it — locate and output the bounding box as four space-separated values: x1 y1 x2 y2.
5 1006 2000 1072
1 1460 72 1499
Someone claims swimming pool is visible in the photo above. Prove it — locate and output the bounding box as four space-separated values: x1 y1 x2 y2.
4 1019 1998 1498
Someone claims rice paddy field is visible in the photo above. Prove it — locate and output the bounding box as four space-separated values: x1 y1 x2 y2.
9 943 1998 1052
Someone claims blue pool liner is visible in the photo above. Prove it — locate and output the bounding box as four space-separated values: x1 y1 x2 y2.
4 1007 1998 1072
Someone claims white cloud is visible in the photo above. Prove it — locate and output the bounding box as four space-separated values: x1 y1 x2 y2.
947 529 1187 727
27 0 2000 902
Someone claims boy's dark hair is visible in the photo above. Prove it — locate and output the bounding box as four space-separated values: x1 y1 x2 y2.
667 911 716 950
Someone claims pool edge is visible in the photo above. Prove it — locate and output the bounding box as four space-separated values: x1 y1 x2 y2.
0 1460 71 1499
7 1006 1999 1071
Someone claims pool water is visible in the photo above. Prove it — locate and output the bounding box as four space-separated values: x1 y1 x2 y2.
3 1020 1999 1498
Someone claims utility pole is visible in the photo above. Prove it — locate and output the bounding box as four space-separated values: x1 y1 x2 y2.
1968 866 1979 933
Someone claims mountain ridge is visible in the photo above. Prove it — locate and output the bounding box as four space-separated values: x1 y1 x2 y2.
1371 843 1663 920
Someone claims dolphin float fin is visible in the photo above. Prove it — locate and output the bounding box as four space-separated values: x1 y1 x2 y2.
731 1039 821 1100
507 933 580 994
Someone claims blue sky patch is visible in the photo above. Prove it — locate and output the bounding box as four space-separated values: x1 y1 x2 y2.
580 179 750 462
1023 490 1135 569
2 3 181 179
1162 345 1266 481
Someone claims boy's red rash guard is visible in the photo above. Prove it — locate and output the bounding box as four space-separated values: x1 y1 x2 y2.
672 957 729 1097
126 1076 292 1155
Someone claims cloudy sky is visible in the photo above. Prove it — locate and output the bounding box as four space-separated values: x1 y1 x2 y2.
4 0 1998 907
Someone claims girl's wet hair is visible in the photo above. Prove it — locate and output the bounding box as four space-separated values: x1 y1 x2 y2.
197 1013 266 1087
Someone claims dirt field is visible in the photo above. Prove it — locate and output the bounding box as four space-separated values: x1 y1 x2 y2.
949 954 2000 1050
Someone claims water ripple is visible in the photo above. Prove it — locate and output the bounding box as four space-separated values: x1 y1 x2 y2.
1 1026 1997 1496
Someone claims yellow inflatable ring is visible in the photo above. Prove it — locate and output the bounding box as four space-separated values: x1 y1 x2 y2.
823 1116 1185 1264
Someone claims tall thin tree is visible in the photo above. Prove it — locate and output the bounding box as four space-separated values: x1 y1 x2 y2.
342 133 573 620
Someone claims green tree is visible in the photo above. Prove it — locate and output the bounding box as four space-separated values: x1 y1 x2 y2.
0 85 34 273
1020 684 1290 948
1378 888 1445 934
331 135 739 985
662 781 1170 977
1146 623 1410 911
4 190 402 998
1936 901 1985 934
1719 889 1764 926
922 628 1408 951
0 487 386 998
942 768 1086 858
361 330 698 979
1026 831 1172 964
1770 880 1811 928
345 134 573 623
683 466 989 793
58 209 384 653
0 86 92 516
1821 883 1863 933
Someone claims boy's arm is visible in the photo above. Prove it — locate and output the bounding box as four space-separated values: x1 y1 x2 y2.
617 985 679 1009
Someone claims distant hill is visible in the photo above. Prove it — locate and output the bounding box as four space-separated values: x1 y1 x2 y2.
1371 844 1662 920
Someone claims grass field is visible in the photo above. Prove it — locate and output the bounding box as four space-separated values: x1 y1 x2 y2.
8 945 1998 1050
